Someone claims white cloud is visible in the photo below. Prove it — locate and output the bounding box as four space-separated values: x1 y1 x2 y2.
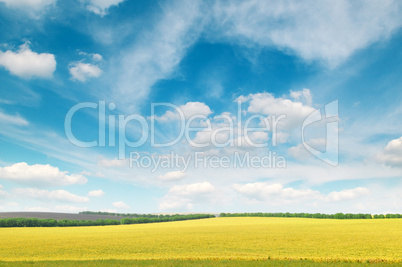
325 187 370 202
0 111 29 126
158 197 194 210
88 189 105 197
233 182 321 203
288 138 326 161
112 201 129 209
69 62 102 82
84 0 125 16
210 0 402 67
168 182 215 196
158 171 186 182
0 185 8 198
250 131 269 142
376 137 402 167
0 0 55 11
237 90 315 131
233 182 372 205
159 182 215 210
290 88 313 106
0 43 56 79
0 162 87 186
113 0 203 112
78 51 103 62
14 188 89 203
91 53 103 61
156 102 213 122
97 158 127 168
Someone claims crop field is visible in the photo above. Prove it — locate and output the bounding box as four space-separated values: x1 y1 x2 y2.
0 217 400 264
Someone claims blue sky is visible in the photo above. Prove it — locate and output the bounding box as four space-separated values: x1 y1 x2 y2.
0 0 401 214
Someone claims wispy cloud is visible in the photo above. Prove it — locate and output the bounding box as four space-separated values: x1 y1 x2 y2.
209 0 402 67
84 0 125 16
0 0 56 17
111 0 204 112
233 182 371 204
112 200 129 209
14 188 89 203
0 111 28 126
158 171 186 182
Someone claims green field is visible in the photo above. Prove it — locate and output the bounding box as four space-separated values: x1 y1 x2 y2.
0 217 400 265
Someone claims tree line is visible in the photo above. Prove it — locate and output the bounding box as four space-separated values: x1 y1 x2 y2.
0 218 121 227
0 214 215 228
79 211 160 218
121 214 215 225
220 212 402 219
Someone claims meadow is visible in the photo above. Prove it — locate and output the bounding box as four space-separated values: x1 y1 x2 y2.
0 217 400 264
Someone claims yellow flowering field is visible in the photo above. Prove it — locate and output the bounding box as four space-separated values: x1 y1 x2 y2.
0 217 400 262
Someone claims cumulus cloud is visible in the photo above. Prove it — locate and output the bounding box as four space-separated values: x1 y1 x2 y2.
112 201 129 209
290 88 313 106
97 158 127 168
91 53 103 61
159 182 215 210
0 111 29 126
69 62 102 82
156 102 213 122
168 182 215 196
158 171 186 182
88 189 105 197
325 187 370 202
14 188 89 203
0 43 56 79
233 182 371 204
78 51 103 61
158 197 194 211
288 138 327 161
376 137 402 167
237 90 315 131
0 162 87 186
84 0 125 16
233 183 321 203
209 0 402 67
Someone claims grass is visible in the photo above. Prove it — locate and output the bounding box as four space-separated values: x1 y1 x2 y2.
0 218 400 263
